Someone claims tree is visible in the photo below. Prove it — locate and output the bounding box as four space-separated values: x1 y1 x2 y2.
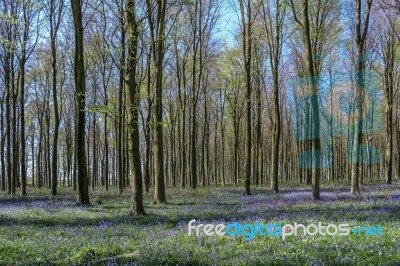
146 0 167 204
44 0 64 196
220 47 245 187
189 0 201 190
350 0 373 194
19 0 40 196
376 4 399 184
1 0 17 195
238 0 252 196
125 0 146 215
71 0 90 205
117 0 126 194
261 0 286 193
290 0 321 200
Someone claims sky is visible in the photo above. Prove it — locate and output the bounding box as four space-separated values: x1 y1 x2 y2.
216 1 239 47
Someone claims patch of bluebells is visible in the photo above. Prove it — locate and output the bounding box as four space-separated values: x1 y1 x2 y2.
0 183 400 264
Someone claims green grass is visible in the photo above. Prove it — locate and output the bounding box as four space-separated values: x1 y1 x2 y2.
0 181 399 265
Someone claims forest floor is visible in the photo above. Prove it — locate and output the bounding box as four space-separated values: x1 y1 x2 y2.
0 181 399 265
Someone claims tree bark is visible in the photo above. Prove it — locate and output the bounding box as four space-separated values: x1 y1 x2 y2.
239 0 252 196
72 0 90 205
126 0 146 215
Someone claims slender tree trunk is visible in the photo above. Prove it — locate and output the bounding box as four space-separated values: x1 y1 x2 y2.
271 70 281 193
104 110 109 191
72 0 90 205
263 0 285 193
239 0 252 196
144 52 152 193
125 0 146 215
351 0 372 194
19 5 31 196
0 100 5 191
302 0 320 199
31 132 35 187
117 0 126 194
151 0 167 204
11 60 17 195
50 0 62 195
383 26 396 185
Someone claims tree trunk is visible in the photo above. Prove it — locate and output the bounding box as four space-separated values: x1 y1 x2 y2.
72 0 90 205
151 0 167 204
239 0 252 196
50 0 62 196
302 0 320 200
126 0 146 215
351 0 372 194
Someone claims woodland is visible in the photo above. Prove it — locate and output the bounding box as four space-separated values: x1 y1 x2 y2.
0 0 399 264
